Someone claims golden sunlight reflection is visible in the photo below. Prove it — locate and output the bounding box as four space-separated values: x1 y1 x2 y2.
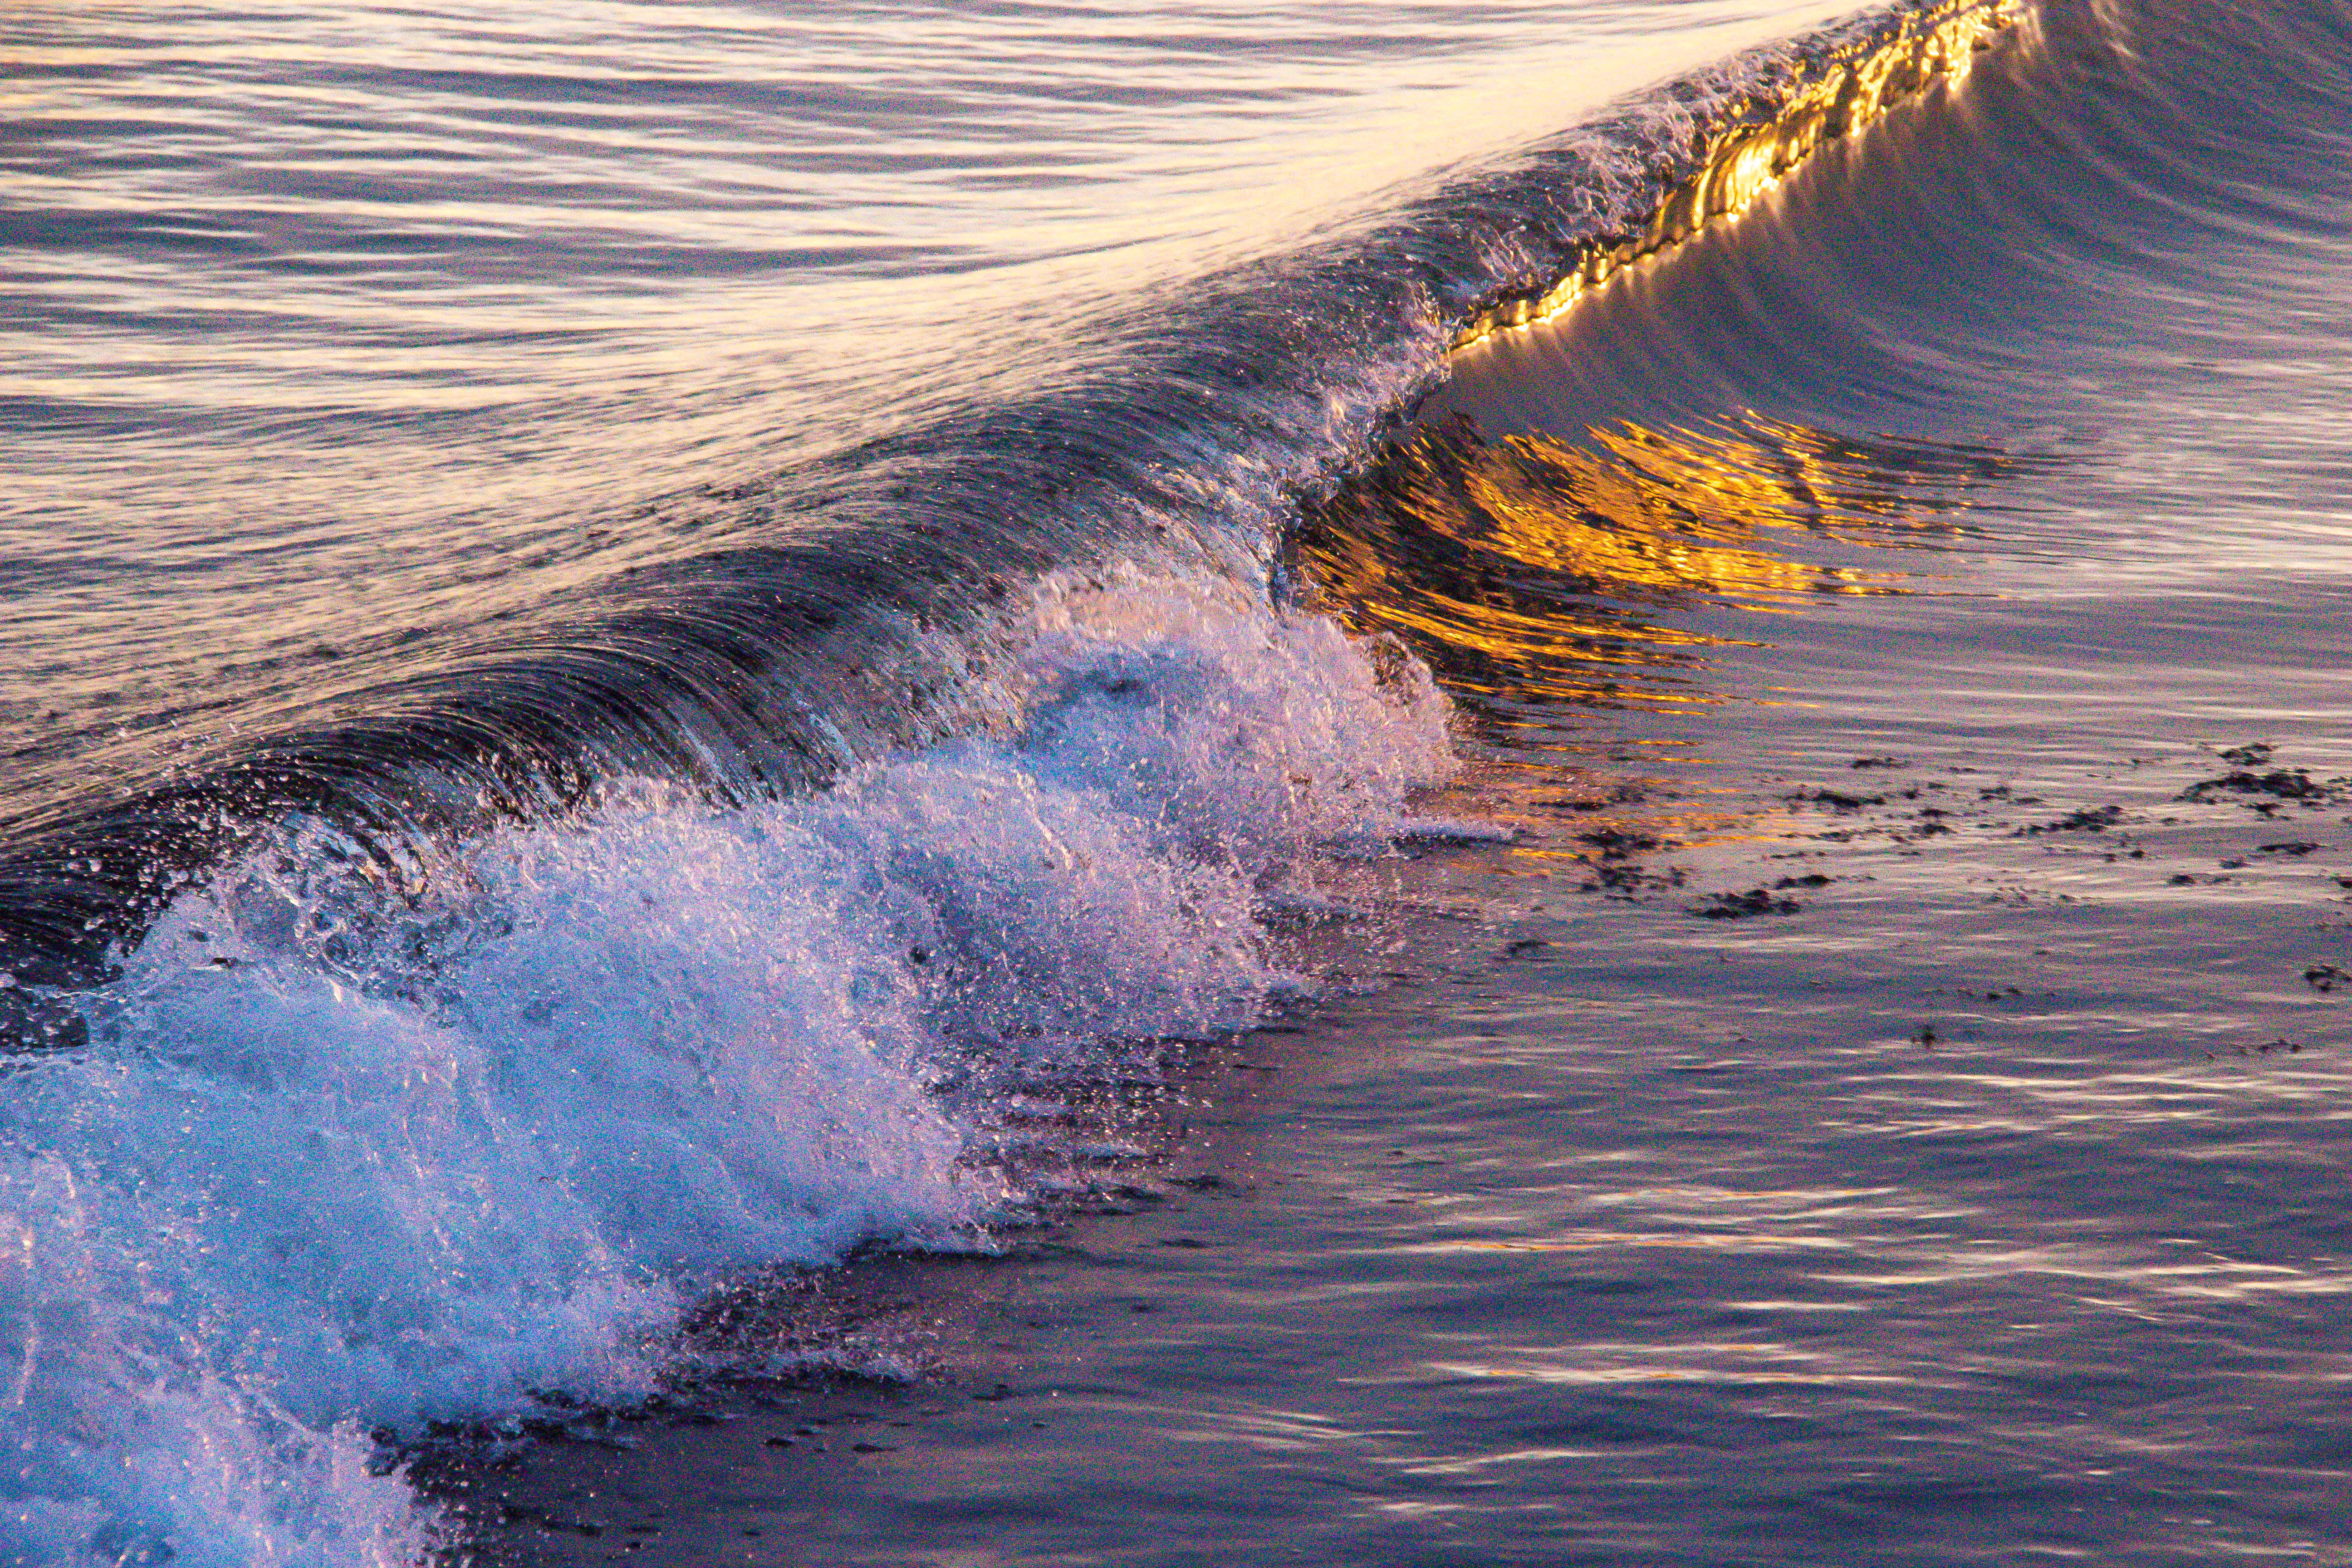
1450 0 2025 348
1291 411 1988 716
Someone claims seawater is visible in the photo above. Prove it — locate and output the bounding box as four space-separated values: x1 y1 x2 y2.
9 0 2352 1563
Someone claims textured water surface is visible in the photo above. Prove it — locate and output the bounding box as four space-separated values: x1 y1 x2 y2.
9 0 2352 1563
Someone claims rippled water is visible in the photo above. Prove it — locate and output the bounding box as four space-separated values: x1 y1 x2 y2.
12 0 2352 1562
4 0 1844 814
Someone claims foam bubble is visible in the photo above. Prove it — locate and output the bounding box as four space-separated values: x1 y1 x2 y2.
0 572 1453 1565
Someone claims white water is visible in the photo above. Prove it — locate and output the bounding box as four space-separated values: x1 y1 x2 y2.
0 572 1453 1565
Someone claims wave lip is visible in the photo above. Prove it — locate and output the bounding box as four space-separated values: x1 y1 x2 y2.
1445 0 2024 349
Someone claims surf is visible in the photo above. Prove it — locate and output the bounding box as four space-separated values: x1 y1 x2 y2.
0 1 2156 1559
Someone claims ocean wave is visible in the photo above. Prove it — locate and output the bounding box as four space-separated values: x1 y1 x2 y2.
1 570 1450 1563
0 0 2022 1005
7 0 2215 1558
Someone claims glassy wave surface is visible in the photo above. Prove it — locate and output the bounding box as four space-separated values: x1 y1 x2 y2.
10 0 2352 1560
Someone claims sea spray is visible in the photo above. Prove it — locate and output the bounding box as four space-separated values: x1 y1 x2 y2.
0 570 1453 1563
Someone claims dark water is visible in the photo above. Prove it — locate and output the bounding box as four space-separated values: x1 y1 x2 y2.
10 0 2352 1562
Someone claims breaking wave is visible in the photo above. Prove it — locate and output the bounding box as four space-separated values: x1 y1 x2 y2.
20 0 2238 1557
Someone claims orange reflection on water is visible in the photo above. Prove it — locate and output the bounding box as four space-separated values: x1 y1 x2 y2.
1292 413 1981 713
1453 0 2025 348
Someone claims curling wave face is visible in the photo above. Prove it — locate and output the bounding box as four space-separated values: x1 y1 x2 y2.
1305 0 2352 744
0 0 2014 1000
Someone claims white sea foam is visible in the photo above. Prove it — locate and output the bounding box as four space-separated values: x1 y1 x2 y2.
0 572 1452 1565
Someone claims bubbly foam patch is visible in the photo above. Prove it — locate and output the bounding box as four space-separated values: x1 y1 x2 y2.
0 574 1452 1565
